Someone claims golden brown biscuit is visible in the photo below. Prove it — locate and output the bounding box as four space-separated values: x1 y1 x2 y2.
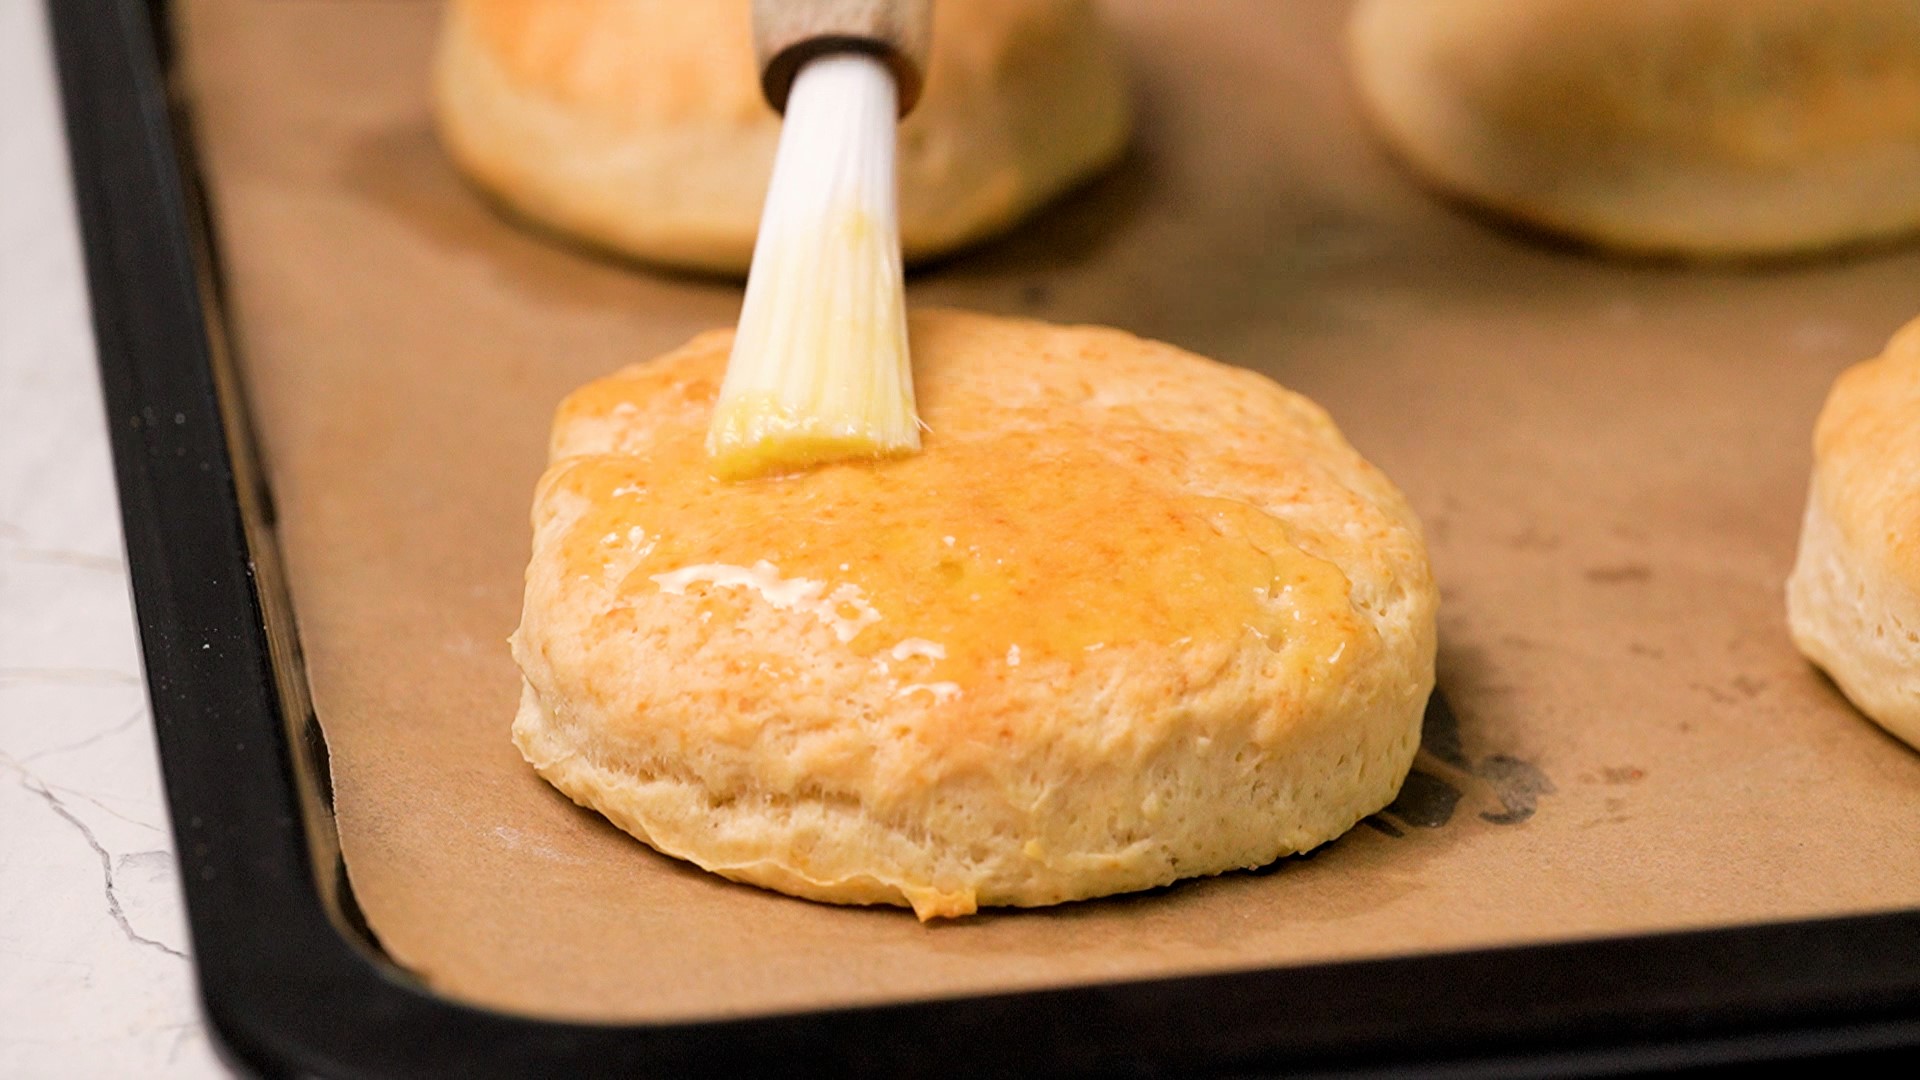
510 310 1439 918
1788 317 1920 751
435 0 1131 273
1348 0 1920 259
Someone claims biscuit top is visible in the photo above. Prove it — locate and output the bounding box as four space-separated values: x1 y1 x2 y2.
1347 0 1920 256
546 428 1359 691
535 312 1417 701
1816 316 1920 578
1354 0 1920 169
461 0 766 125
457 0 1087 129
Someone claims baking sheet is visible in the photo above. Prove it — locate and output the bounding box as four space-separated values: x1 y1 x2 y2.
177 0 1920 1023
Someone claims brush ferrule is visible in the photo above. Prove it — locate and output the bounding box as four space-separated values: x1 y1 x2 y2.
752 0 933 115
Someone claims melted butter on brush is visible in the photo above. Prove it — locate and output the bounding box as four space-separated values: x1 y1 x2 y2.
551 426 1369 697
708 54 918 480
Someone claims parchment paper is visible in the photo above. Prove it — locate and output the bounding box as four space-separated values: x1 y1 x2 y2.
177 0 1920 1022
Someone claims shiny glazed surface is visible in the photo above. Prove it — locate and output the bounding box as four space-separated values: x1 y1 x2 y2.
543 337 1373 702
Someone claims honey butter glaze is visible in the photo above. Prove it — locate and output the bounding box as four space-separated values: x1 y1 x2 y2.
513 311 1436 917
547 425 1372 696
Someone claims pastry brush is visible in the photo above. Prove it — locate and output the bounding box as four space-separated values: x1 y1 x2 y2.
707 0 933 481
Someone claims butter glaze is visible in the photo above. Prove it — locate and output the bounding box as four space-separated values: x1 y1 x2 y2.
549 422 1371 697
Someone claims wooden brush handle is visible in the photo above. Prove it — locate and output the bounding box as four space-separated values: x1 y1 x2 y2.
752 0 933 116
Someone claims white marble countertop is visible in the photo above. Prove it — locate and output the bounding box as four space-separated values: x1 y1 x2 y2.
1 2 231 1075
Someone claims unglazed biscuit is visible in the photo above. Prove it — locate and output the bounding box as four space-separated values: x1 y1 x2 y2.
1788 317 1920 751
435 0 1131 274
510 310 1438 918
1348 0 1920 259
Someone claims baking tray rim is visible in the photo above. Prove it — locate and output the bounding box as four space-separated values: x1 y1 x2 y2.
47 0 1920 1076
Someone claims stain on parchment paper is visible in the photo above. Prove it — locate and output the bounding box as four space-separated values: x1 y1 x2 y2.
1365 693 1556 835
1584 563 1652 585
1472 755 1555 825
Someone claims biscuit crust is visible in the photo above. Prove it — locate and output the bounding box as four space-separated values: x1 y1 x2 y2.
435 0 1132 273
1348 0 1920 259
513 310 1439 917
1788 317 1920 750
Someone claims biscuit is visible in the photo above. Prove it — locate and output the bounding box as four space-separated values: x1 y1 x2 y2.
1348 0 1920 259
1788 317 1920 751
511 310 1439 917
435 0 1131 274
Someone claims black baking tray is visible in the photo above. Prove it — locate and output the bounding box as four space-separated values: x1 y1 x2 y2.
48 0 1920 1075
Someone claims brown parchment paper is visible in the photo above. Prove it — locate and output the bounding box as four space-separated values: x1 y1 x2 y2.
177 0 1920 1023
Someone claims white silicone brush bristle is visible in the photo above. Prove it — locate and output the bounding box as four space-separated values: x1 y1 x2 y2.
708 53 919 481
